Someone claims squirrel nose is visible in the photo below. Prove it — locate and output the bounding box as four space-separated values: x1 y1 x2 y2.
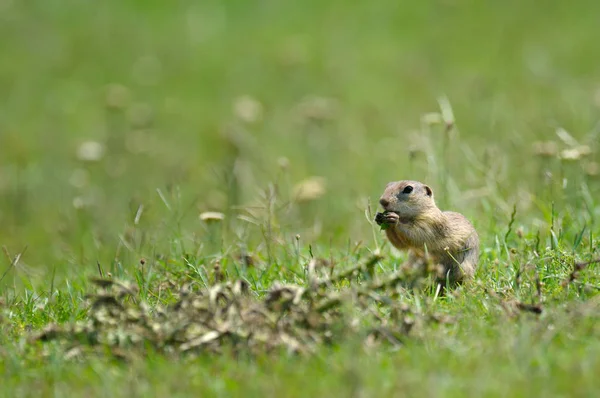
379 198 390 208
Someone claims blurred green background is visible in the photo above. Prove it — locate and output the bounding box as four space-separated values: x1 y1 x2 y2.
1 0 599 286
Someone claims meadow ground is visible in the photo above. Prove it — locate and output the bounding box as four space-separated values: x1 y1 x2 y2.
1 1 600 396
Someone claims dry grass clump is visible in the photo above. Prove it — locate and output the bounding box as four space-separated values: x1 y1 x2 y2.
32 255 448 360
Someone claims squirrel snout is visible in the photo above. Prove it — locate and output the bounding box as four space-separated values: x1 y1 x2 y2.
379 198 390 208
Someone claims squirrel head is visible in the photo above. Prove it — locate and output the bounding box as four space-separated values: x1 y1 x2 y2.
379 180 437 220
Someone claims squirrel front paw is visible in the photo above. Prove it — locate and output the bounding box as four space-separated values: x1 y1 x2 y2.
375 211 399 230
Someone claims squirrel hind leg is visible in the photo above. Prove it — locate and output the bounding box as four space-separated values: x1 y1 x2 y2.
436 249 478 289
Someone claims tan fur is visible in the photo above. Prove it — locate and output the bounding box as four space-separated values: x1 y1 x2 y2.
377 180 479 287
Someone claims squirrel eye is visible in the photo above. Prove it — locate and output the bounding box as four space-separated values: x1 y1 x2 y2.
402 186 413 194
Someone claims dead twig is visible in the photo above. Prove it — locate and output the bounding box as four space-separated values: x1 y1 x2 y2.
562 258 600 287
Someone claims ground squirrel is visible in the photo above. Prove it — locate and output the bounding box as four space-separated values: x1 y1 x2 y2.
375 180 479 287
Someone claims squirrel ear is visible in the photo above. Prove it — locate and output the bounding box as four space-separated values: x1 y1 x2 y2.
424 185 433 197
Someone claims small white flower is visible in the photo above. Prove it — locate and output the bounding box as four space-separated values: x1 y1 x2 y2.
77 141 105 162
200 212 225 222
233 95 263 123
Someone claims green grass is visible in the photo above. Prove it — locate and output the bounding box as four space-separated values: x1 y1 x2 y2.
1 0 600 396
